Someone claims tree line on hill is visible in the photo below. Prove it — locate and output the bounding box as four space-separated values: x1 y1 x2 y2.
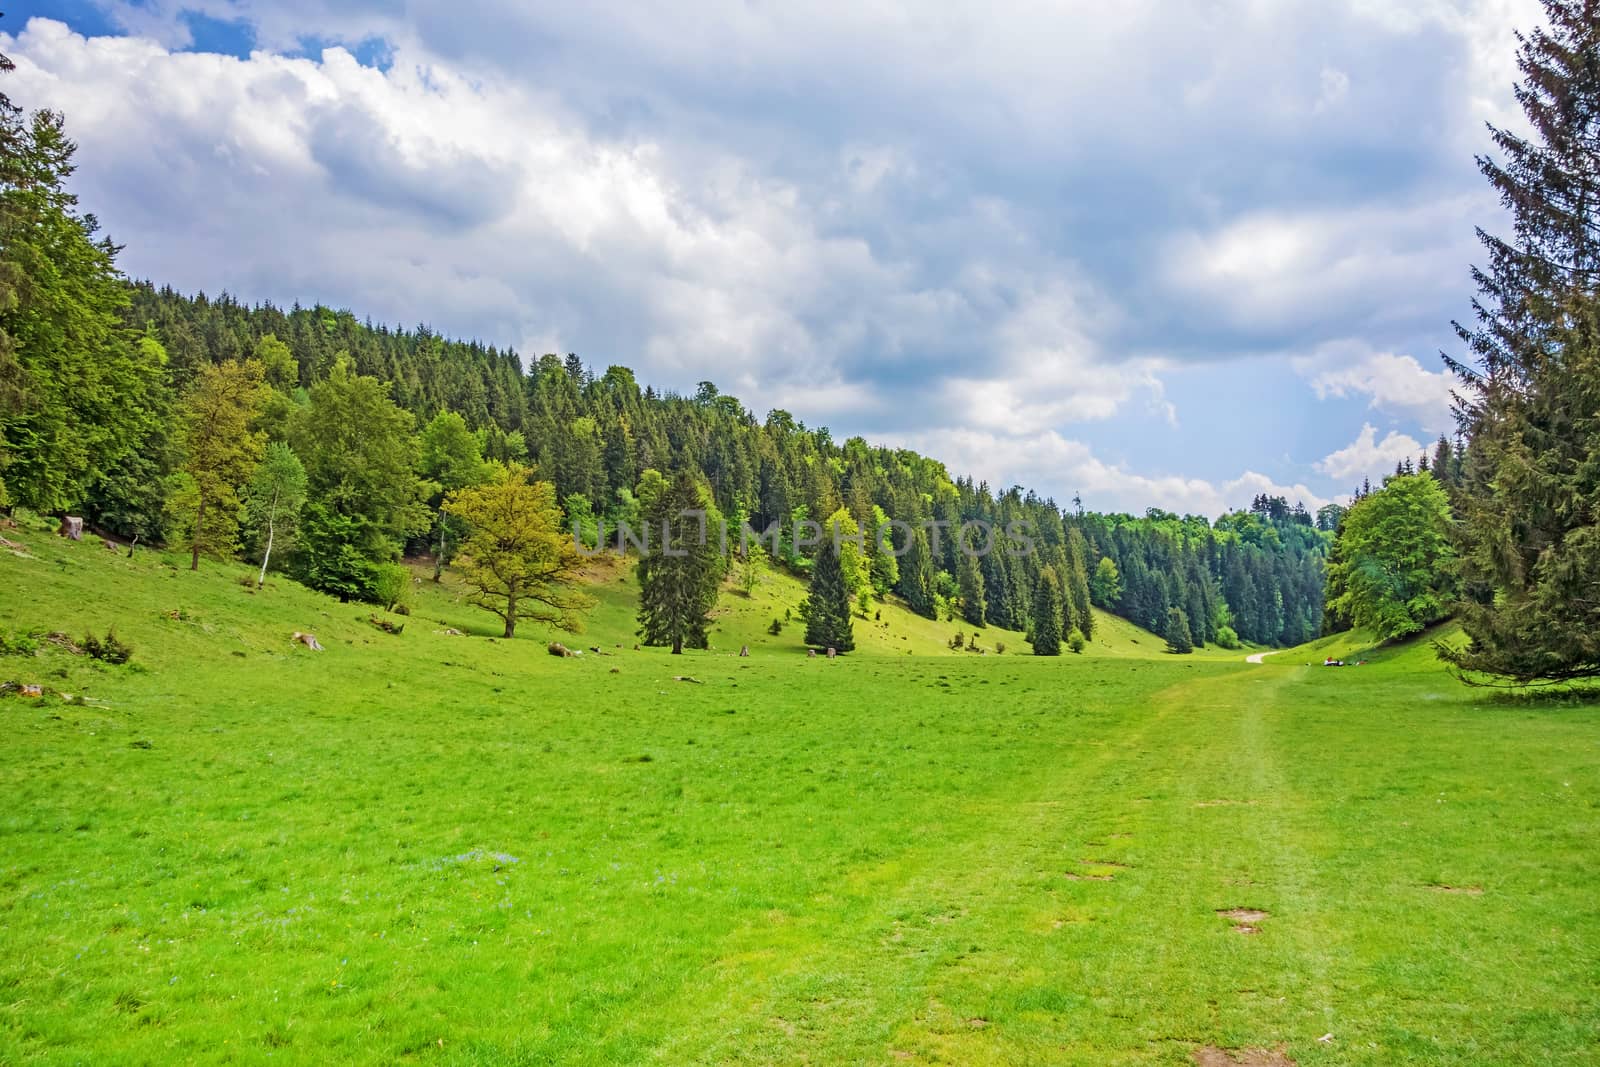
0 43 1336 656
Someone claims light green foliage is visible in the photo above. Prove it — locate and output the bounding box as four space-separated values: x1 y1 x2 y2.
1090 557 1122 607
738 542 768 596
245 441 307 586
634 468 668 512
254 333 297 392
290 359 429 596
1214 624 1241 650
174 359 267 570
371 561 411 614
823 507 873 609
1328 473 1455 641
1066 626 1087 653
420 409 488 580
444 462 592 639
867 504 899 595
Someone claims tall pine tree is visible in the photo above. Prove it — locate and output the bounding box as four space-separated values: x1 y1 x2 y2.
636 469 721 654
1443 0 1600 682
1030 565 1064 656
803 535 855 653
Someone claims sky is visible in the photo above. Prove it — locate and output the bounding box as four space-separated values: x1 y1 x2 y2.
3 0 1544 516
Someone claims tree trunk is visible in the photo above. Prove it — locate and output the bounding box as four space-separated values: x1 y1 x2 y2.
504 586 517 639
190 495 206 571
257 488 278 588
672 634 683 654
434 522 445 582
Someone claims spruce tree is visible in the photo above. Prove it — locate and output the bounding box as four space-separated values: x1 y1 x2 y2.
957 549 986 627
1165 607 1194 655
1065 529 1095 638
1030 565 1064 655
1443 0 1600 682
636 469 721 654
897 526 938 618
803 536 855 652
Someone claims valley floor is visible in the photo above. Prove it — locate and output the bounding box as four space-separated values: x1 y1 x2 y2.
1 523 1597 1064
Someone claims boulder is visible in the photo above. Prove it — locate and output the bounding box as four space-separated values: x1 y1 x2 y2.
57 516 83 541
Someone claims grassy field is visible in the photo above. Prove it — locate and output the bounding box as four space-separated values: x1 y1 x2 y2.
1 518 1597 1065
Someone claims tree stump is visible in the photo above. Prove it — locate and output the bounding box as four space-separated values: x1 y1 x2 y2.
739 645 749 657
57 516 83 541
291 631 324 651
826 647 836 659
807 649 817 658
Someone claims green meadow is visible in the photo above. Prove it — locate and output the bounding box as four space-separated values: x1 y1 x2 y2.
1 518 1597 1065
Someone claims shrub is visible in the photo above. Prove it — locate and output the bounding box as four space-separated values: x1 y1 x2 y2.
1214 625 1241 650
81 629 133 665
950 631 964 649
0 628 40 656
767 618 783 635
995 641 1006 654
373 562 412 613
1067 628 1086 654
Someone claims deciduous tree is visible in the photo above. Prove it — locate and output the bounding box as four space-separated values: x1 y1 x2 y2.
444 462 592 639
175 359 266 570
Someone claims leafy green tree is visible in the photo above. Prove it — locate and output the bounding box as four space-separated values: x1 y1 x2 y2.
290 358 428 596
246 441 307 587
82 330 173 541
803 536 855 653
867 504 899 595
372 561 412 615
823 507 873 609
1066 627 1086 653
0 107 163 514
1442 1 1600 682
738 542 768 595
1165 607 1194 654
957 548 986 627
1030 565 1064 655
174 359 266 570
1328 473 1456 641
420 410 487 581
255 333 297 392
1090 556 1121 607
636 469 722 653
296 505 377 602
444 462 592 638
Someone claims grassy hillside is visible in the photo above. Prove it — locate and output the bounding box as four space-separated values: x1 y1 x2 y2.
411 544 1213 661
2 518 1598 1065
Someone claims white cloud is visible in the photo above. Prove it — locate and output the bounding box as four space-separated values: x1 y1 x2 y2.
1163 197 1485 336
1316 423 1425 482
2 0 1542 514
1297 342 1458 433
